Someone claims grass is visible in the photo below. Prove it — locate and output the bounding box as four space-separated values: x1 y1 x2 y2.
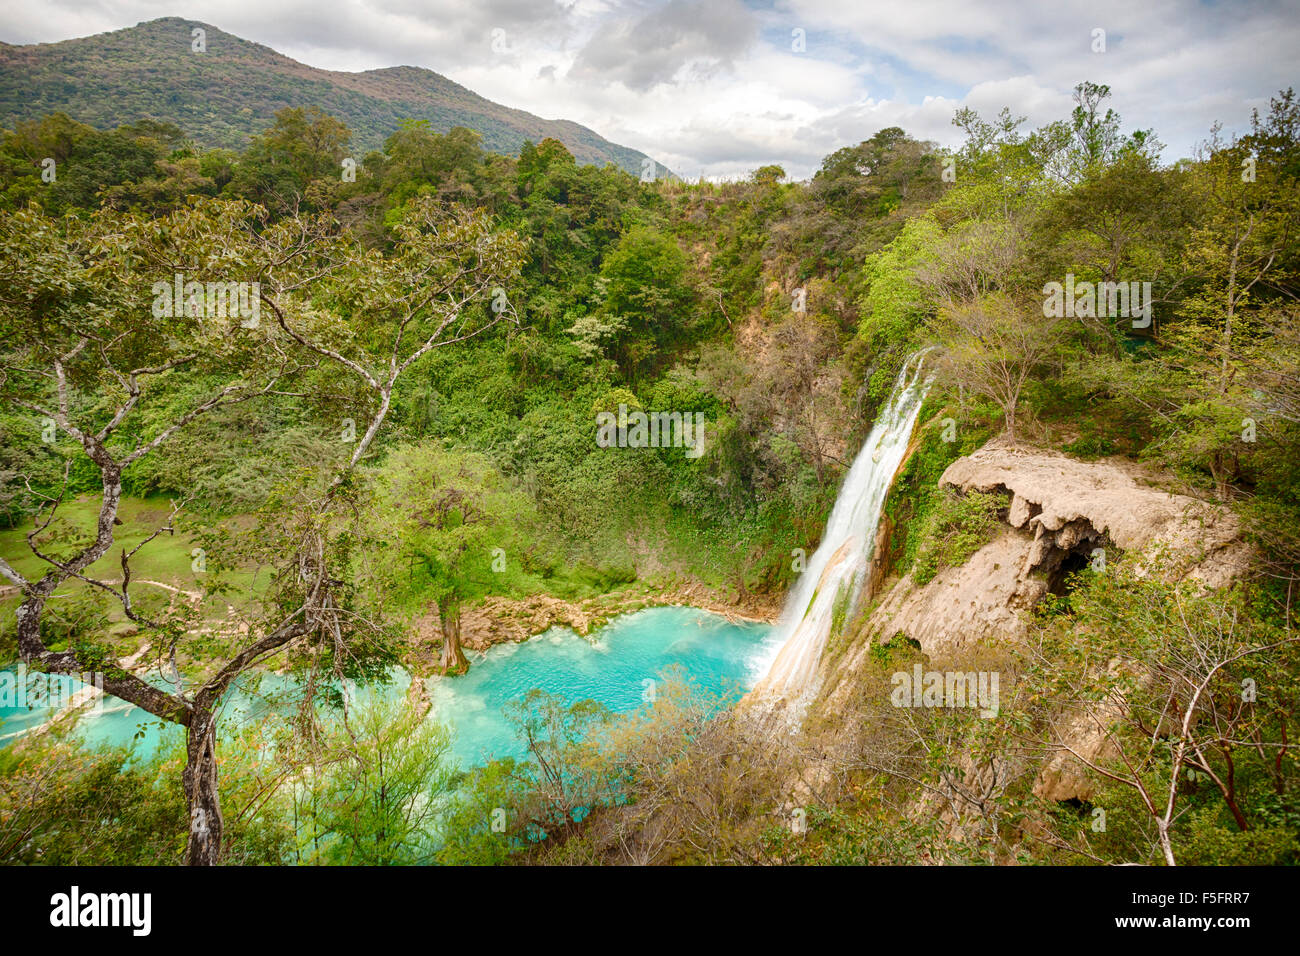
0 495 266 664
0 495 201 585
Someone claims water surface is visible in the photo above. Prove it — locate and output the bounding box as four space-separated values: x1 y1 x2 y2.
0 605 777 767
430 605 779 765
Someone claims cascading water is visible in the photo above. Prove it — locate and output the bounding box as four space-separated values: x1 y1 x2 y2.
751 351 933 704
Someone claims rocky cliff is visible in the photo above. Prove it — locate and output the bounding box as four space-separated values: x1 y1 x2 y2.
807 439 1251 802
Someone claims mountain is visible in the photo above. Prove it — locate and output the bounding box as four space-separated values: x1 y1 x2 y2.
0 17 662 175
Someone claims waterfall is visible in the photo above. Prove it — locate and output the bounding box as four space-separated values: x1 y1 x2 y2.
751 351 933 703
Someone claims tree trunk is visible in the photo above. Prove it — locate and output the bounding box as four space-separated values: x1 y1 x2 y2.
184 706 224 866
1156 818 1177 866
438 599 468 675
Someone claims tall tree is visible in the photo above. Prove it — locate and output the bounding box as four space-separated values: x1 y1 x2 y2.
0 194 521 863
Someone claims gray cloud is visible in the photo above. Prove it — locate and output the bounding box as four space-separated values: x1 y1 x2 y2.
569 0 758 91
1 0 1295 179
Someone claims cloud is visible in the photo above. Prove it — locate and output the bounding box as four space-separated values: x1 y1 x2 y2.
1 0 1295 178
568 0 758 91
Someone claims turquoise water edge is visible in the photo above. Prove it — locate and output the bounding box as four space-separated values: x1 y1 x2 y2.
0 606 779 768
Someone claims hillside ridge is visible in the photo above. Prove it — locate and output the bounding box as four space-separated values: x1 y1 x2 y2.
0 16 662 174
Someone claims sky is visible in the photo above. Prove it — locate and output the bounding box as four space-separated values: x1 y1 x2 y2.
3 0 1298 180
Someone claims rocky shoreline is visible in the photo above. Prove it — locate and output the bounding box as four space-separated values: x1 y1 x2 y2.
404 581 783 676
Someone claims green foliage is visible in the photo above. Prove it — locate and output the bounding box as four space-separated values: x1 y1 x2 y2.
363 442 539 612
583 224 699 379
2 60 1299 870
880 410 993 578
0 729 292 865
762 801 971 865
434 759 520 865
0 112 191 214
0 739 187 864
228 106 351 209
0 18 652 173
911 489 1008 586
1025 565 1300 865
828 575 855 640
293 699 454 865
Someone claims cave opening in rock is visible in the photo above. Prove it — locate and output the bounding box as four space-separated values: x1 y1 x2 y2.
1047 548 1094 598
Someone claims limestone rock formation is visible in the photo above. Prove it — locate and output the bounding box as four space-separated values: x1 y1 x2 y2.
864 443 1250 663
810 440 1252 804
941 443 1250 588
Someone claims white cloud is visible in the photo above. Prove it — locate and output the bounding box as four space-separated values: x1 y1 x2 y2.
2 0 1295 178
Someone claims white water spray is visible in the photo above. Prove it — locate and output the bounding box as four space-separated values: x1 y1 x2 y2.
751 352 933 703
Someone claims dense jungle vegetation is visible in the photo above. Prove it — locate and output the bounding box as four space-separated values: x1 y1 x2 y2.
1 80 1298 865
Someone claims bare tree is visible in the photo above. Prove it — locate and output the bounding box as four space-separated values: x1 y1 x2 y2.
927 293 1063 443
1025 569 1297 866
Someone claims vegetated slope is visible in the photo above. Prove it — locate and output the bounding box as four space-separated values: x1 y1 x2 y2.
0 17 661 174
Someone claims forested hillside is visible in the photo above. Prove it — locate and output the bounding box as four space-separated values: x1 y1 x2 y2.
1 74 1297 867
0 17 659 173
